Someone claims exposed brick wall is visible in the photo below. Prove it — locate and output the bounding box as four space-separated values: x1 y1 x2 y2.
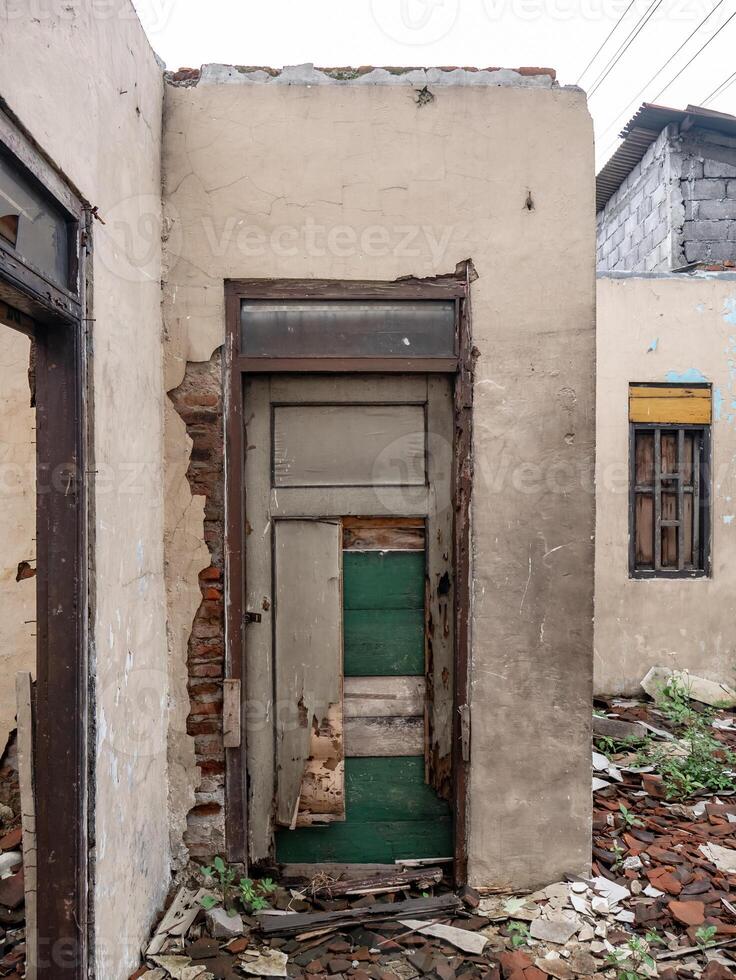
168 350 226 859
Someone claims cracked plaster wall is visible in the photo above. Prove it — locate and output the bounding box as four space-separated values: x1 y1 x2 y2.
596 274 736 694
0 7 168 978
0 330 35 757
163 69 596 889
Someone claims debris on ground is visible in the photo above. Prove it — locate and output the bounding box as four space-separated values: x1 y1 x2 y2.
0 741 26 978
134 680 736 980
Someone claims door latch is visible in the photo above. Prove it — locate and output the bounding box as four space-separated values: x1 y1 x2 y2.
244 611 262 625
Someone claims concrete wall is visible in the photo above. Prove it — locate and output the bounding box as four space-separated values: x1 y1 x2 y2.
595 273 736 695
0 7 168 977
0 330 35 755
597 125 736 273
163 65 596 889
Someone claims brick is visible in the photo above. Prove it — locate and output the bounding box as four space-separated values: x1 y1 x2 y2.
696 199 736 220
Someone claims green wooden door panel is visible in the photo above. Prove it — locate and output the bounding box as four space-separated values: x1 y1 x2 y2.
275 758 451 864
343 552 424 609
344 608 424 676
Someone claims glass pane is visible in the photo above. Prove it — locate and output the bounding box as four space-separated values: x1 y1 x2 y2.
240 300 455 357
661 492 678 567
0 153 70 290
635 494 654 567
635 431 654 485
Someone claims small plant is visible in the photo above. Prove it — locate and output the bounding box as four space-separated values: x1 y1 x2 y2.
201 855 238 915
239 876 276 912
619 803 644 829
606 932 661 980
656 676 698 727
695 924 717 949
200 858 277 915
610 841 626 872
506 921 530 949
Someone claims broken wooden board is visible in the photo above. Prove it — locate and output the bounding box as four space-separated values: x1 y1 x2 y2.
344 676 426 719
344 716 424 757
274 520 344 828
310 865 443 897
258 893 460 936
146 887 210 955
343 517 425 552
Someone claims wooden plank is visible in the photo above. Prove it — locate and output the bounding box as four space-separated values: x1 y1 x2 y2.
344 676 426 718
274 520 344 827
258 893 460 936
426 376 454 798
345 717 424 757
629 386 711 423
272 404 426 487
311 866 443 896
343 552 424 609
344 609 424 677
275 757 452 864
16 673 36 980
343 519 425 552
222 679 241 749
243 376 276 861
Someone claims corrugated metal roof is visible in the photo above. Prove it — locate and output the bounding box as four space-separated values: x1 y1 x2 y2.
596 102 736 212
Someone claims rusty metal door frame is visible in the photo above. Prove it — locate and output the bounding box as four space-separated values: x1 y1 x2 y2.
0 101 91 978
224 272 473 883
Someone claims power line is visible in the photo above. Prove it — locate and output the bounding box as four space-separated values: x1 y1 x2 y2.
649 6 736 102
702 67 736 105
587 0 666 99
596 0 728 145
576 0 638 84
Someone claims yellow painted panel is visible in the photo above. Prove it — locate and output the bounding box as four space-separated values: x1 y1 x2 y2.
629 386 711 424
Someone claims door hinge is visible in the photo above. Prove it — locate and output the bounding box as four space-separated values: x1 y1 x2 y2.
459 704 471 763
244 611 262 624
223 679 241 748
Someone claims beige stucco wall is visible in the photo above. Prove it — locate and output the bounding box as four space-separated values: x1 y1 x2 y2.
163 67 596 889
0 330 35 755
0 7 168 977
596 274 736 695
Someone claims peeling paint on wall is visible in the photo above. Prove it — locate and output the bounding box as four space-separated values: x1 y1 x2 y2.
665 368 708 382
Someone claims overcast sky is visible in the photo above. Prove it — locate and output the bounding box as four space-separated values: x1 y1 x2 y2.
133 0 736 168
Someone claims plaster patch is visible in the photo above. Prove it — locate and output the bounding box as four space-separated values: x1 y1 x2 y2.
724 297 736 324
714 387 724 420
665 368 707 382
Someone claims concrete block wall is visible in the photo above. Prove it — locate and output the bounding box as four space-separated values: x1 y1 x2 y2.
679 130 736 265
598 125 736 272
596 128 671 272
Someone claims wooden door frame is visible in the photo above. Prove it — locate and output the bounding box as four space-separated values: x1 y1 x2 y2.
224 271 474 883
0 102 90 978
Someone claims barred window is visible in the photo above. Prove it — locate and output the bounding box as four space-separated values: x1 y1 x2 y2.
629 385 711 578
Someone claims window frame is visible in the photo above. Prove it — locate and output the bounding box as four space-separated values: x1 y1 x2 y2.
629 421 711 579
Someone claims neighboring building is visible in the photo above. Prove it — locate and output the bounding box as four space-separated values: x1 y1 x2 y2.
595 104 736 695
597 103 736 272
0 9 597 977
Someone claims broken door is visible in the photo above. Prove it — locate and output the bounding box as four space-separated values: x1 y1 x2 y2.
243 374 454 866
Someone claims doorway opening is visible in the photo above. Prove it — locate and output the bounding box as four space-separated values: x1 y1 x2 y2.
224 275 473 883
0 104 89 978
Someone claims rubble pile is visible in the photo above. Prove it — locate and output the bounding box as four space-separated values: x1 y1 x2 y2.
132 677 735 980
0 762 25 979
